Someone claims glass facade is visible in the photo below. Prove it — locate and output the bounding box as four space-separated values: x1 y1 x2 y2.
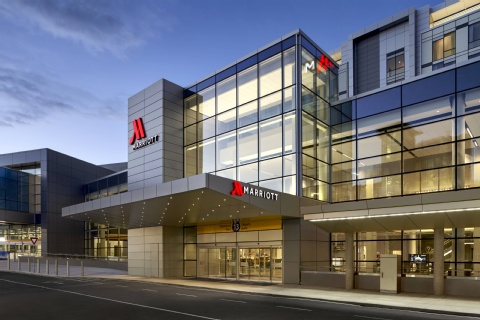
330 229 480 277
301 40 338 202
0 225 41 256
84 171 128 201
0 166 40 214
331 67 480 202
184 38 299 195
85 222 128 260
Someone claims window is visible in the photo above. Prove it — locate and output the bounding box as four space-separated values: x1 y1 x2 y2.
386 51 404 84
469 22 480 49
433 32 456 61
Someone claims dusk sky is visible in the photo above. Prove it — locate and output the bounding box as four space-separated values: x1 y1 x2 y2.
0 0 439 165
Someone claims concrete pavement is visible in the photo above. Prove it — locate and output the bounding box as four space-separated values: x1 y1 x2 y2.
2 259 480 317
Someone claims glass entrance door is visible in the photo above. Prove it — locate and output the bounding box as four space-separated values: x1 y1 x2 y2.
197 246 282 283
238 246 282 282
197 247 237 279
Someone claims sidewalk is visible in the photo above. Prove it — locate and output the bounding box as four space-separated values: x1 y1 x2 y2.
2 260 480 317
90 274 480 317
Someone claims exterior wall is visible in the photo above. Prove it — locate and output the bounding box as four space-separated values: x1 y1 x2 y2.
299 219 330 273
354 33 380 95
128 226 183 278
128 79 184 191
420 7 480 74
0 149 113 255
283 218 300 284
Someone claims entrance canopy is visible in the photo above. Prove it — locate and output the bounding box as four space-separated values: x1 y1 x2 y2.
62 174 320 229
303 190 480 232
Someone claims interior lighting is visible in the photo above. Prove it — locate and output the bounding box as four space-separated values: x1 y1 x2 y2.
309 207 480 222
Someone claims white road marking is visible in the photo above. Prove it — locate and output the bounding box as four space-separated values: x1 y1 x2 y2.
42 281 63 284
276 306 312 311
116 285 128 288
219 299 246 304
142 289 157 292
0 279 219 320
354 316 391 320
176 293 197 298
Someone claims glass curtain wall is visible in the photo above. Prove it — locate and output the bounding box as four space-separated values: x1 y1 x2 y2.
85 223 128 260
330 229 480 277
301 38 338 202
184 38 297 195
0 225 41 256
330 72 480 202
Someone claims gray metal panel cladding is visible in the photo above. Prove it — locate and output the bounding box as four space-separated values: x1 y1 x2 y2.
355 33 380 95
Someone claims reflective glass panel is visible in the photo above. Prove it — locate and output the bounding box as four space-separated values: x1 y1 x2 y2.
302 154 316 178
217 75 236 113
358 175 401 199
198 117 216 140
283 154 296 175
403 95 454 127
357 109 401 138
403 143 454 172
332 141 356 164
238 163 258 183
237 124 258 165
357 131 401 159
283 112 296 154
302 112 315 157
283 175 296 195
185 124 197 145
238 66 258 105
403 120 453 149
185 144 197 177
260 115 282 159
301 49 315 92
316 120 329 163
457 87 480 116
283 47 296 87
283 86 296 112
199 138 215 173
259 91 282 120
259 53 282 97
357 153 401 179
184 95 197 126
216 168 236 180
458 163 480 189
457 138 480 165
403 167 454 194
198 86 215 120
216 109 237 134
259 178 282 193
216 132 236 170
259 157 282 180
332 181 356 202
332 161 356 183
238 101 257 128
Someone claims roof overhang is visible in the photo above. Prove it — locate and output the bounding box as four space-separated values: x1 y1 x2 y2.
303 190 480 232
62 174 321 229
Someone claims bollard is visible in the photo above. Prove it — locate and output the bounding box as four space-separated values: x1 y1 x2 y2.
28 258 31 272
55 260 58 276
46 259 49 275
81 261 84 277
66 260 70 276
36 259 40 273
18 258 21 271
7 255 10 270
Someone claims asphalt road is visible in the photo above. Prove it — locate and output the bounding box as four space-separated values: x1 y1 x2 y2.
0 271 478 320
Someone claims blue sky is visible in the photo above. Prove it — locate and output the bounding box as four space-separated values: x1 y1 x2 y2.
0 0 439 165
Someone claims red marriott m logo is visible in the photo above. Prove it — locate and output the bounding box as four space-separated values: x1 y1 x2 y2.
129 118 146 145
231 181 244 196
